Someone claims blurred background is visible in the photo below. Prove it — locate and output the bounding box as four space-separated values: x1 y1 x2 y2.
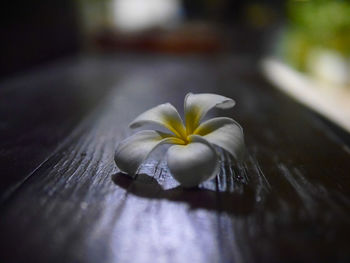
2 0 350 84
1 0 350 129
283 0 350 88
1 0 284 78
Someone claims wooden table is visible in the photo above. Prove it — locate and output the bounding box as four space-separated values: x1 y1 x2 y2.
0 53 349 263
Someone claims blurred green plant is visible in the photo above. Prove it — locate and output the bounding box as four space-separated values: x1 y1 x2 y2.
283 0 350 70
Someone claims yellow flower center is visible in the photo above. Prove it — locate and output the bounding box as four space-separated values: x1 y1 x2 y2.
163 105 211 146
170 125 198 145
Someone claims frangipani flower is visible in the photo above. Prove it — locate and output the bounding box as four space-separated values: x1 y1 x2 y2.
115 93 245 187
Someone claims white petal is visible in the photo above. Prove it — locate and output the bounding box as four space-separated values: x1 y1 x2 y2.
184 93 235 134
115 130 180 175
129 103 186 139
194 117 245 160
167 136 219 187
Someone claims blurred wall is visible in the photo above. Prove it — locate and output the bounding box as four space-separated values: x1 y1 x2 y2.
0 0 81 79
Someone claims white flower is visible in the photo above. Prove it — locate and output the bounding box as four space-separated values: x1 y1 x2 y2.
114 93 245 187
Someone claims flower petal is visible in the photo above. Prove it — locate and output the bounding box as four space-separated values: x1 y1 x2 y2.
115 130 181 175
129 103 186 139
194 117 245 160
184 93 235 134
167 136 219 187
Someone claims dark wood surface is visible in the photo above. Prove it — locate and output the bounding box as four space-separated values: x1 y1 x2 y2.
0 53 349 263
0 56 136 202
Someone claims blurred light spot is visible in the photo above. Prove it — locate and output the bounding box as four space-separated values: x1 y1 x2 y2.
307 49 349 88
112 0 181 32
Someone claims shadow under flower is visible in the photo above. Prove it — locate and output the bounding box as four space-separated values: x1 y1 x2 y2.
111 172 255 216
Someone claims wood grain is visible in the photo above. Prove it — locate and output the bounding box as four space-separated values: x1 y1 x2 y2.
0 54 349 263
0 56 133 202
